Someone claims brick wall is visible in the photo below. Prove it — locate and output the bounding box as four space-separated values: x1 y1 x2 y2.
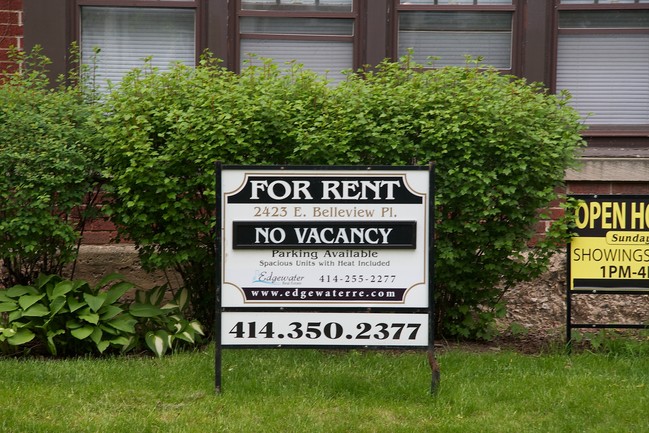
0 0 22 75
82 218 121 245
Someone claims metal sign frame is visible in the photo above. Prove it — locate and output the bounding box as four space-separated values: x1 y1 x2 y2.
215 164 437 393
566 194 649 349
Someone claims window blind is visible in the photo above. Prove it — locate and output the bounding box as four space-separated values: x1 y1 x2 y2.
398 31 511 67
81 7 195 90
557 34 649 125
398 11 512 68
240 39 353 83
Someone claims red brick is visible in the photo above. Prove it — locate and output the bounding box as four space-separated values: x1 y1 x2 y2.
81 231 118 245
0 60 17 74
546 196 566 208
0 36 20 49
546 206 565 220
534 220 550 234
86 218 119 232
611 182 649 195
566 181 612 195
0 65 16 77
0 24 23 37
1 0 23 10
0 11 20 25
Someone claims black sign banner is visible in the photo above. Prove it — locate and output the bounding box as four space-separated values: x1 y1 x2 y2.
227 176 423 204
232 221 417 249
241 286 408 302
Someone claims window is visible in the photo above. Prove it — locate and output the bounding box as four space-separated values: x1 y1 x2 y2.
237 0 358 83
79 1 199 89
556 1 649 128
395 0 517 71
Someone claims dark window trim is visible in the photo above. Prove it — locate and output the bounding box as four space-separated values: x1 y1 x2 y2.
518 0 552 85
390 0 522 75
582 127 649 138
362 0 388 67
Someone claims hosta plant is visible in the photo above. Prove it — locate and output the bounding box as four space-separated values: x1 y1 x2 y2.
0 274 203 357
0 274 135 356
130 284 205 358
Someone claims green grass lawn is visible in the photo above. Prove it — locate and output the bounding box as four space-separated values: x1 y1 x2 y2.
1 345 648 433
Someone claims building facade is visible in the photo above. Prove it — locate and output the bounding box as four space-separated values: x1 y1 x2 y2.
2 0 649 241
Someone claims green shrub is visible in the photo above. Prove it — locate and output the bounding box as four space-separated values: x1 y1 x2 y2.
292 57 585 338
0 47 101 287
95 55 584 339
94 56 330 328
0 274 203 357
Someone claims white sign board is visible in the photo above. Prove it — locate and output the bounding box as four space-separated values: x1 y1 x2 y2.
221 167 430 309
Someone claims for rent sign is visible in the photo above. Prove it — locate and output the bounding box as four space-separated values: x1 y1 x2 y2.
217 166 432 350
221 168 430 309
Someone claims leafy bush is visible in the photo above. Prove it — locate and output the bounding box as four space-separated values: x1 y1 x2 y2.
0 274 203 357
292 57 585 338
94 55 584 339
94 56 329 328
0 47 101 287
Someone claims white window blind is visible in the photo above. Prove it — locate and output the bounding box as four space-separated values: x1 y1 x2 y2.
398 12 512 68
241 39 353 83
557 34 649 125
239 16 354 83
81 7 195 89
399 31 511 67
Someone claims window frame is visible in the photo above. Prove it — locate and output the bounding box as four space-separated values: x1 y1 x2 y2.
552 0 649 137
391 0 522 75
235 0 363 75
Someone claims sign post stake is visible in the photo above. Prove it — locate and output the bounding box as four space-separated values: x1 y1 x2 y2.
215 162 223 394
427 162 439 394
566 247 573 354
